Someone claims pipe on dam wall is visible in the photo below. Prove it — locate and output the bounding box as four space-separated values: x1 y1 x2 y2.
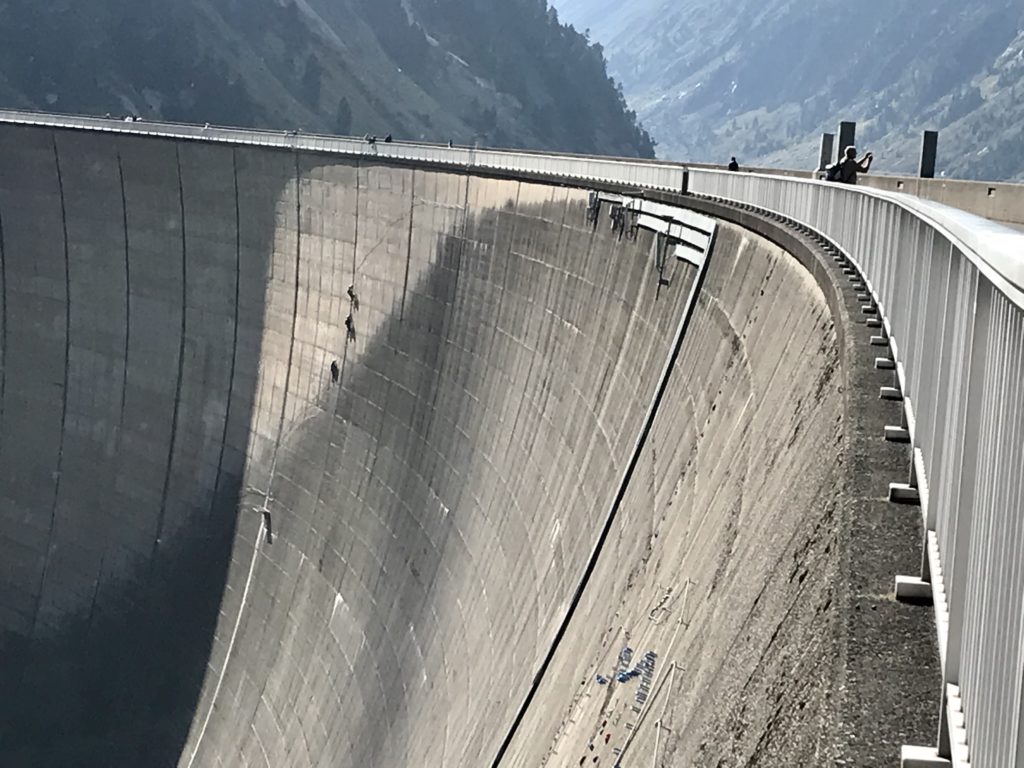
0 123 936 768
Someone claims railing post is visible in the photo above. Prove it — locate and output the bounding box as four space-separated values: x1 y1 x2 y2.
945 277 989 689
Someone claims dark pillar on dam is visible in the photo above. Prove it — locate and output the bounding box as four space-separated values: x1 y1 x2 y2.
818 133 835 172
837 121 856 160
920 130 939 179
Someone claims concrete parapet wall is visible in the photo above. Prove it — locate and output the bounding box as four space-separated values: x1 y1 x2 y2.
857 175 1024 228
693 159 1024 227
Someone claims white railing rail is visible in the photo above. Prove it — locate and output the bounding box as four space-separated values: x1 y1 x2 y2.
0 109 689 194
3 109 1023 766
688 169 1024 768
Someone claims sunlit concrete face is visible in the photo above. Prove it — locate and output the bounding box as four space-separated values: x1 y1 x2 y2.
0 124 848 767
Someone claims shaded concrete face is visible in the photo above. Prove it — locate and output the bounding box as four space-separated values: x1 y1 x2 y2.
0 124 699 766
0 126 265 765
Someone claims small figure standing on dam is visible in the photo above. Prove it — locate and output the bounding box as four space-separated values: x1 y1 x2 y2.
728 156 740 171
827 146 874 184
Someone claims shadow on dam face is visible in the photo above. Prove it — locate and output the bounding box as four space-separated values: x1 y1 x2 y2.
0 124 938 768
0 126 282 765
0 123 689 766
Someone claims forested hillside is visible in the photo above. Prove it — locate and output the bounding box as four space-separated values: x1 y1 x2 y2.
0 0 654 157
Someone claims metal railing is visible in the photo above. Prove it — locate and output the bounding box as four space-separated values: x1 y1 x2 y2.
0 109 689 193
689 169 1024 768
3 108 1022 765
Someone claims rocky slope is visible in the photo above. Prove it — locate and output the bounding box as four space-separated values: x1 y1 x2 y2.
556 0 1024 178
0 0 654 157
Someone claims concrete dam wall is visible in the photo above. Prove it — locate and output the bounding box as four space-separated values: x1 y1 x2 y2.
0 124 933 767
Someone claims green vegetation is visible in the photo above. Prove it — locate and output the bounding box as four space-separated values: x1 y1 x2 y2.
0 0 654 157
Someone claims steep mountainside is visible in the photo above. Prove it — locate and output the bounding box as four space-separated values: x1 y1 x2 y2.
556 0 1024 178
0 0 654 157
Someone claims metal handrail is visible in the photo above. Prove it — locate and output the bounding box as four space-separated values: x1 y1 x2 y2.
0 109 689 193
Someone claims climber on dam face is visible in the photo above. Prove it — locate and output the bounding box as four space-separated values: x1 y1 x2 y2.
330 360 340 383
345 314 356 342
347 284 360 311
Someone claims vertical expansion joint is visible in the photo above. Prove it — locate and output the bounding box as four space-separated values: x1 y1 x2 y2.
209 146 243 520
115 152 131 450
400 168 416 322
151 144 190 561
352 157 360 277
30 133 73 638
263 150 303 513
0 203 7 454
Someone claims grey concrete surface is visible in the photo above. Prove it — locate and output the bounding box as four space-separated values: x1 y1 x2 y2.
0 123 934 767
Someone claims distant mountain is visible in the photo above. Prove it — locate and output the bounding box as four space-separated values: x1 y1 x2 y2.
555 0 1024 179
0 0 654 157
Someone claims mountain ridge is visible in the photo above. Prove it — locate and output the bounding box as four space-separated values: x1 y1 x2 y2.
556 0 1024 179
0 0 655 158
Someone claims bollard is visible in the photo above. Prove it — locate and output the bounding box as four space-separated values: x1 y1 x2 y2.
818 133 835 172
837 121 856 161
920 130 939 179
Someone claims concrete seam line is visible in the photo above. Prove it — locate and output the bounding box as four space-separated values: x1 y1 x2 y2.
115 149 131 494
490 224 717 767
29 131 72 639
0 185 6 462
185 514 266 767
151 143 190 561
209 146 243 519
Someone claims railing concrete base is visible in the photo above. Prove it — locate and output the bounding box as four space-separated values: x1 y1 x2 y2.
889 483 920 504
866 317 882 328
862 305 878 315
885 426 911 443
880 386 903 401
900 745 951 768
871 335 889 346
895 575 933 604
875 357 896 370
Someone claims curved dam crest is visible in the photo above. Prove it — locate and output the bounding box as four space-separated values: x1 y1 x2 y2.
0 122 936 767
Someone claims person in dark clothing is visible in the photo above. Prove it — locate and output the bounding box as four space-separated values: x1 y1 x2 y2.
384 134 393 143
345 314 356 342
347 284 360 311
330 360 340 383
727 157 740 171
829 146 874 184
